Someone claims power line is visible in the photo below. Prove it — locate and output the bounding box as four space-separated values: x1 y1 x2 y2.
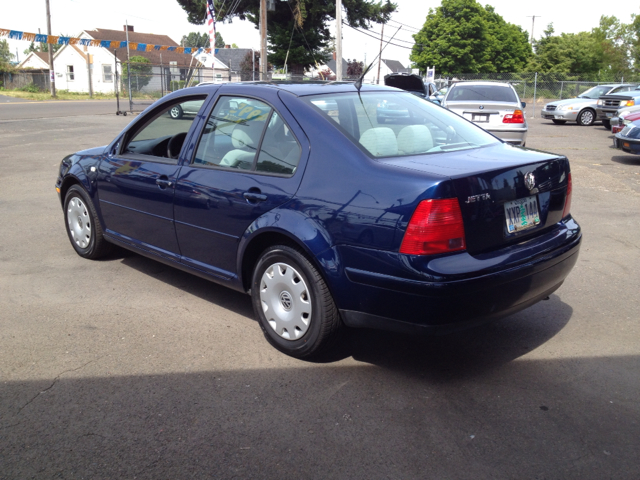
386 18 422 33
347 24 426 50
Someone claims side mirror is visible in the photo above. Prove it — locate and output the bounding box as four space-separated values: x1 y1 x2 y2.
521 102 527 108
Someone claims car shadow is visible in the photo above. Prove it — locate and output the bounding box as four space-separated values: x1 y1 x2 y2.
610 154 640 165
107 250 573 379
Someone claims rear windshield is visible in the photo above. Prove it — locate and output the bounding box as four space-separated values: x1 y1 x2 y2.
303 91 499 158
448 84 517 103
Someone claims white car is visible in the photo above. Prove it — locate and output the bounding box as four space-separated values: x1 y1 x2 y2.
442 82 527 146
541 84 636 126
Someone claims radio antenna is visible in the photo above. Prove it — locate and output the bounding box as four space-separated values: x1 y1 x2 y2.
355 25 402 92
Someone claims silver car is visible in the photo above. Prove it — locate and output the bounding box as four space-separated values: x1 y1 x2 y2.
442 82 527 146
542 84 637 126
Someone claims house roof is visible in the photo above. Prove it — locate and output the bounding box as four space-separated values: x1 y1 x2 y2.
213 48 253 72
326 58 349 75
382 59 409 73
17 51 50 68
84 28 193 66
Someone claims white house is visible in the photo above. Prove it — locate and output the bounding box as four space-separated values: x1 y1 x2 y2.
17 51 50 69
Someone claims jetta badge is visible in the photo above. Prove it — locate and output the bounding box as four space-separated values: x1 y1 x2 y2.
524 172 536 191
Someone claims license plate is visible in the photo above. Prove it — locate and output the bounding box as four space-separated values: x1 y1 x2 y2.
504 195 540 233
606 113 613 118
472 114 489 123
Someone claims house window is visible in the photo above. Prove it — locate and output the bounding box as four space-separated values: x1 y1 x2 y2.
103 65 113 83
66 65 74 81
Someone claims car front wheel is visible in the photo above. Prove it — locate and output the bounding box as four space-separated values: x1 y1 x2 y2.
169 105 183 119
251 245 342 358
64 185 112 259
602 119 611 130
577 109 595 126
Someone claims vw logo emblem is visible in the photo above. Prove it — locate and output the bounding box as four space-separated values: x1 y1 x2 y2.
279 291 293 311
524 172 536 191
479 105 484 110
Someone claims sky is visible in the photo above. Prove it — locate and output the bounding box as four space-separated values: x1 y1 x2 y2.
3 0 639 69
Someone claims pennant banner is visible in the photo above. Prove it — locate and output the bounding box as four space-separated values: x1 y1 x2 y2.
0 28 210 57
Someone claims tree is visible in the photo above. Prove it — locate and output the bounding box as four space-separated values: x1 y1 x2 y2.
175 0 397 71
239 50 259 80
0 39 14 64
409 0 531 74
346 59 364 77
122 56 153 92
181 31 225 48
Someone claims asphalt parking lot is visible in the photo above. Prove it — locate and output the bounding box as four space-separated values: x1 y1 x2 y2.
1 101 639 479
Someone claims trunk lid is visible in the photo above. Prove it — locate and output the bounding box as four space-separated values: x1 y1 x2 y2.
385 144 571 254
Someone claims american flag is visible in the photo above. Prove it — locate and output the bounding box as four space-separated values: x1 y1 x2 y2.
206 0 216 73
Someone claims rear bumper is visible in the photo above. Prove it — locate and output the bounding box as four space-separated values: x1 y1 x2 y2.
335 219 581 334
485 127 527 146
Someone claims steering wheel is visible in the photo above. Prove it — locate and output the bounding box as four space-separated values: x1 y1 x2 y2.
167 132 188 159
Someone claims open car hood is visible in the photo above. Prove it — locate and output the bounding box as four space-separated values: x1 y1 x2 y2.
384 75 426 95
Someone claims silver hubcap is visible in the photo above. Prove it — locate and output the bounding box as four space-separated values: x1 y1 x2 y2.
171 107 180 117
260 262 312 340
581 111 593 124
67 196 91 249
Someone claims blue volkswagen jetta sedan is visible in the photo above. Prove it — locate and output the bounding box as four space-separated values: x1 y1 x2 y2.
56 82 581 358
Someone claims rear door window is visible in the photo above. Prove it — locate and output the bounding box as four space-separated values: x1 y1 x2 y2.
193 96 301 176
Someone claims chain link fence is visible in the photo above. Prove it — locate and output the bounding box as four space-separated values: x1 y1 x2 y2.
4 69 640 118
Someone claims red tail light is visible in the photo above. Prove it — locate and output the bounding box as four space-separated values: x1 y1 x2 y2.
562 172 572 219
503 110 525 124
400 199 466 255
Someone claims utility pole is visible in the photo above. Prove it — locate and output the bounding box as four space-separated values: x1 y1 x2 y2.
260 0 267 81
527 15 540 44
336 0 342 81
45 0 56 97
376 23 384 84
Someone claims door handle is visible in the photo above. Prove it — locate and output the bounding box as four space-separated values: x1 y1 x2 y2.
243 192 267 203
156 177 173 189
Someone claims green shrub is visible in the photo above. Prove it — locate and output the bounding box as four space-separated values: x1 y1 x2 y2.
18 83 41 93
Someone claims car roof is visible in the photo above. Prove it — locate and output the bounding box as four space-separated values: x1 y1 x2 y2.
450 81 513 88
191 81 396 97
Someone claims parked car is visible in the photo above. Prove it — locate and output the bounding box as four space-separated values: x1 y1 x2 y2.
610 105 640 133
168 99 205 119
442 81 528 146
56 82 580 358
613 119 640 153
596 86 640 129
541 84 636 126
384 73 437 100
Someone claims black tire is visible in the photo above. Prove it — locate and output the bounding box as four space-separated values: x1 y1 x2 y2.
552 119 567 125
577 109 595 126
602 119 611 130
64 185 112 259
251 245 342 358
169 105 183 119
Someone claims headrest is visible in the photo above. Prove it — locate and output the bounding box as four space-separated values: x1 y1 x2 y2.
231 122 263 149
359 127 398 157
397 125 433 154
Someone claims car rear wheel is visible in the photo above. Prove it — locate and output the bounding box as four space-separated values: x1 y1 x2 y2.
552 119 567 125
64 185 112 259
169 105 183 119
577 109 595 126
251 245 342 358
602 119 611 130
